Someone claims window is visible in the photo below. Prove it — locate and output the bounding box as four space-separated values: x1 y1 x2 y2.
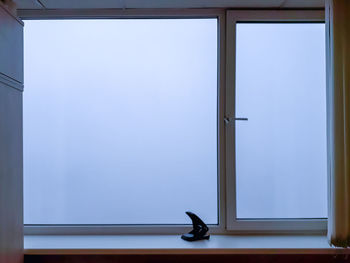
235 23 327 219
23 10 326 234
24 18 218 225
225 11 326 231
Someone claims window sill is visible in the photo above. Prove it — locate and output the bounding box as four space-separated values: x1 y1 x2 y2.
24 235 349 255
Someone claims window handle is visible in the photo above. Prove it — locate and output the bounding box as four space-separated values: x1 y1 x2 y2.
224 116 248 124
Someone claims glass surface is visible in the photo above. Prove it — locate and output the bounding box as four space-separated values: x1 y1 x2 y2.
24 19 218 224
235 23 327 219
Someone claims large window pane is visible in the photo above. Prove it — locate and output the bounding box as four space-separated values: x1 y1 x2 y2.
24 19 218 224
235 23 327 219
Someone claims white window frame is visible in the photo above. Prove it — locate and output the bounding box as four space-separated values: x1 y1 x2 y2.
225 10 327 233
20 8 326 235
21 8 227 236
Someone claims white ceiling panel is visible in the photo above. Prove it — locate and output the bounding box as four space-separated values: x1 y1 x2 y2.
124 0 283 8
17 0 325 9
14 0 43 9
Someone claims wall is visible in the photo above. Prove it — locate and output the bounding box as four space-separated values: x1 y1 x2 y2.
0 2 23 263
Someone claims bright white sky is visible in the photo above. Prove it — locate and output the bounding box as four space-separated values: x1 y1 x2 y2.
236 23 327 219
23 19 218 224
23 20 326 225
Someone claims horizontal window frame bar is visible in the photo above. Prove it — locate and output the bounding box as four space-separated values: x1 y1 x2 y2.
18 8 225 20
24 225 222 235
228 219 327 232
24 221 327 235
227 10 325 22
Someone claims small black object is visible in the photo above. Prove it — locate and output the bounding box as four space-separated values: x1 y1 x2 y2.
181 211 210 242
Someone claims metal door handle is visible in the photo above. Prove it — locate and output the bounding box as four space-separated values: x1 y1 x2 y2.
224 117 248 124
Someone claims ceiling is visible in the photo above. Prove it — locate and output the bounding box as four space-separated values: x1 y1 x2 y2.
14 0 325 10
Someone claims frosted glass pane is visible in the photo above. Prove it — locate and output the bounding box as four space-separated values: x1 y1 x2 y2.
24 19 218 224
235 23 327 219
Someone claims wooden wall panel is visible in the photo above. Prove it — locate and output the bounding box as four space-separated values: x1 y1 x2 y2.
0 3 24 263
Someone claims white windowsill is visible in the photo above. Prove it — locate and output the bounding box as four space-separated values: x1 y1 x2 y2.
24 235 350 255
